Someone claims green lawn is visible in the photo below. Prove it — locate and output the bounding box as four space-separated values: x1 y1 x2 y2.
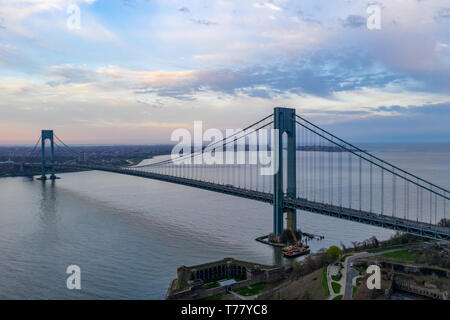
321 267 330 298
203 281 219 290
331 273 342 282
235 283 266 296
367 244 404 253
333 295 343 300
352 286 358 298
331 282 341 294
356 277 362 286
352 277 363 298
382 250 414 262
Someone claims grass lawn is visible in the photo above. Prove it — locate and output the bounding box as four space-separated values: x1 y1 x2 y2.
367 244 405 253
367 247 388 253
333 295 343 300
331 282 341 294
382 250 414 262
356 277 362 286
352 276 363 298
235 283 266 296
352 286 358 298
321 267 330 298
331 273 342 282
203 281 219 290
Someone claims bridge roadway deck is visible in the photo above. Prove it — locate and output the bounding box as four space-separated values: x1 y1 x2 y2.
46 164 450 241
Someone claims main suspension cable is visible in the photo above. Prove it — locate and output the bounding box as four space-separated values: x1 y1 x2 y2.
134 114 274 169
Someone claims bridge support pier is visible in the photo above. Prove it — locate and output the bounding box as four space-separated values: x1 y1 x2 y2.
273 107 297 237
38 130 58 181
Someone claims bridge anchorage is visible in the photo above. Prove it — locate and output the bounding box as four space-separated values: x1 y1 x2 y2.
30 107 449 242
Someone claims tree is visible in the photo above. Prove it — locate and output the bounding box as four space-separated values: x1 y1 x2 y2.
438 218 450 228
368 236 379 248
326 245 343 262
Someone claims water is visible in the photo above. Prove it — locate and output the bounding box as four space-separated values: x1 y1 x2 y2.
0 143 448 299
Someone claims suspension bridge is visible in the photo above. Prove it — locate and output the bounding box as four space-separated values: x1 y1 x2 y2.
23 107 449 241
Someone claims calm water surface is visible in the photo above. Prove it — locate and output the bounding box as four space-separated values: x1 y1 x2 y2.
0 143 448 299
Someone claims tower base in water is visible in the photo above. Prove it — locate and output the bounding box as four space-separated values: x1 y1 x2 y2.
36 175 60 181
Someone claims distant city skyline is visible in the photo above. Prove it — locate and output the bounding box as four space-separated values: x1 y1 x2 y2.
0 0 449 144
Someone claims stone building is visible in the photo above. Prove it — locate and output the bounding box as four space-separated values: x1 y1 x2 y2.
166 257 289 300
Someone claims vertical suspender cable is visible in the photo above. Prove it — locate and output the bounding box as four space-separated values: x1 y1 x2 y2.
359 155 362 211
370 162 373 212
349 152 352 209
430 186 433 224
329 141 332 205
393 169 396 217
339 148 342 207
381 168 384 215
416 182 420 222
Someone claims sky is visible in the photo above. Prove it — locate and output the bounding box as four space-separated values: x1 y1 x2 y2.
0 0 449 144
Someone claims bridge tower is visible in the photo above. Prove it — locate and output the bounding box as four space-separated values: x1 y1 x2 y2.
39 130 57 181
273 107 296 237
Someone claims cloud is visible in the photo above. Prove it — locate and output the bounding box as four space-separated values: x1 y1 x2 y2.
296 10 322 25
434 7 450 21
1 67 449 143
374 102 450 116
323 102 450 142
253 3 282 11
178 7 190 13
1 0 450 143
190 18 217 26
0 0 97 22
29 52 441 105
0 0 115 43
341 15 366 28
46 65 100 86
0 42 37 72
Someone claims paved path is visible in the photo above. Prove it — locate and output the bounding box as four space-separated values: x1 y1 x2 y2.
327 264 339 300
327 259 348 300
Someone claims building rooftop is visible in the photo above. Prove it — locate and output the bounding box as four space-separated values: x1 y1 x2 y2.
219 279 236 287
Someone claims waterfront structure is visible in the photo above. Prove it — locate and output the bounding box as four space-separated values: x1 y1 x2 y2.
166 258 288 300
